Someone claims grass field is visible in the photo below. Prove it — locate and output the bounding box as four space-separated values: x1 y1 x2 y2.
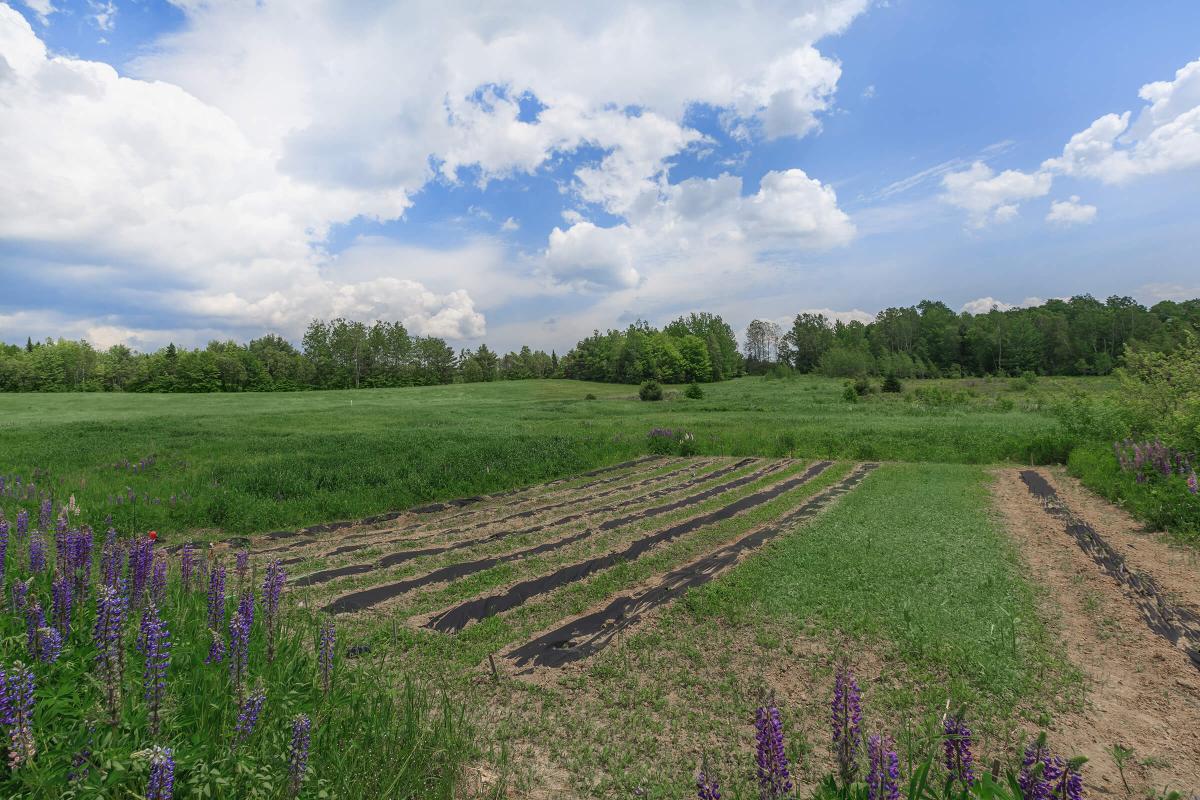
6 374 1186 799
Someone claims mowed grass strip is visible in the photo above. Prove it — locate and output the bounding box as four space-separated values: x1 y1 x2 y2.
480 463 1074 799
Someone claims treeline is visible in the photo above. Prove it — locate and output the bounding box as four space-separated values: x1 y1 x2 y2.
560 313 742 384
746 295 1200 378
0 319 559 392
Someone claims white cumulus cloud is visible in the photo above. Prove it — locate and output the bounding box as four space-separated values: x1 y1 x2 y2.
1045 195 1097 226
940 162 1052 228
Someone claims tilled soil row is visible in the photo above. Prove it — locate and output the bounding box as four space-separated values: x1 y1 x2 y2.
253 455 671 556
1020 470 1200 671
317 458 772 611
301 458 776 591
504 462 879 670
420 460 835 633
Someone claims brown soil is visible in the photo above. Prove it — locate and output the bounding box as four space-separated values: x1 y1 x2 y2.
992 468 1200 796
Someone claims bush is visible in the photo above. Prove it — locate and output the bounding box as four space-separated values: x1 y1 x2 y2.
842 382 858 403
853 376 872 396
638 380 663 401
584 393 597 400
684 382 704 399
881 374 903 393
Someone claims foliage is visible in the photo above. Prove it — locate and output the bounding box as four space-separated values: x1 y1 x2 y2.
562 314 742 385
684 382 705 400
639 381 664 401
645 428 697 456
881 375 903 394
745 295 1200 379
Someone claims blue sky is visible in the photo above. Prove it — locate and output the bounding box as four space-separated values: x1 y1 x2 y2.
2 0 1199 352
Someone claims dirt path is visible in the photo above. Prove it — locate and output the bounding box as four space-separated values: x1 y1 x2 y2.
992 469 1200 796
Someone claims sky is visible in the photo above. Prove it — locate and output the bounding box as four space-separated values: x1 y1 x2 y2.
2 0 1199 354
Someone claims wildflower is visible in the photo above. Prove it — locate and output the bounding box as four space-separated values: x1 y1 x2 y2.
238 589 255 631
943 711 977 788
0 517 7 586
205 627 227 665
235 549 250 586
206 564 227 632
180 543 197 589
38 498 52 531
101 529 123 588
146 746 175 800
52 572 73 638
229 610 251 702
867 734 900 800
831 664 862 784
29 532 47 573
35 627 62 664
68 528 94 593
141 604 171 736
93 583 128 723
696 756 721 800
755 693 792 799
234 687 267 745
263 560 286 661
54 513 69 572
150 554 169 606
0 664 36 767
288 714 312 797
318 619 336 695
128 537 154 606
16 509 29 538
1189 471 1198 495
11 579 30 613
25 601 46 656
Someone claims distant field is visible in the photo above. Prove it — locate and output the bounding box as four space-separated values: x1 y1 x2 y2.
0 375 1107 536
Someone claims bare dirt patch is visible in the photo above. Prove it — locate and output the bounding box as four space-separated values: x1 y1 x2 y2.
992 468 1200 796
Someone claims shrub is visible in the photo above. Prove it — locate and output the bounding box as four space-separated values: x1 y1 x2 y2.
841 383 858 403
639 380 664 401
881 374 903 393
585 393 597 400
684 382 704 399
853 376 872 396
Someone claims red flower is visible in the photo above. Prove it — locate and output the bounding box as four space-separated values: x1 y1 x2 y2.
148 531 157 541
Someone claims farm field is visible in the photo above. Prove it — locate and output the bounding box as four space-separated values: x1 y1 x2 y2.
1 376 1197 798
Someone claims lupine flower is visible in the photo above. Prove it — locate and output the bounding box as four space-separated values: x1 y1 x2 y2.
29 533 47 573
128 537 155 606
696 757 721 800
94 583 128 723
318 619 336 695
150 554 169 606
0 517 8 586
68 528 94 593
288 714 312 797
1018 735 1056 800
16 509 29 538
229 610 251 701
943 712 977 788
52 573 73 638
206 564 227 631
54 513 69 573
101 530 123 588
146 746 175 800
11 579 30 613
141 604 171 736
38 498 52 531
867 734 900 800
25 601 46 656
754 694 792 799
205 627 227 665
180 544 197 589
235 549 250 586
234 687 267 745
1189 471 1198 495
238 589 255 630
0 664 36 767
262 560 286 662
831 664 862 784
34 627 63 664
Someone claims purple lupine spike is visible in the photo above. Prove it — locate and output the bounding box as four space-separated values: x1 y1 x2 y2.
238 589 255 631
1 664 36 768
150 554 169 606
146 746 175 800
25 600 46 656
38 498 52 531
128 537 155 606
262 560 286 662
1018 737 1054 800
180 544 197 590
943 712 977 788
832 664 862 784
754 694 792 799
141 604 171 736
867 734 901 800
318 619 336 695
35 626 63 664
29 532 47 573
234 687 267 745
287 714 312 798
1189 471 1198 495
54 514 69 573
93 582 129 724
235 549 250 586
696 758 721 800
16 509 29 539
11 579 30 613
206 564 227 631
51 572 73 638
101 529 123 588
229 609 251 702
0 516 8 587
68 528 94 594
